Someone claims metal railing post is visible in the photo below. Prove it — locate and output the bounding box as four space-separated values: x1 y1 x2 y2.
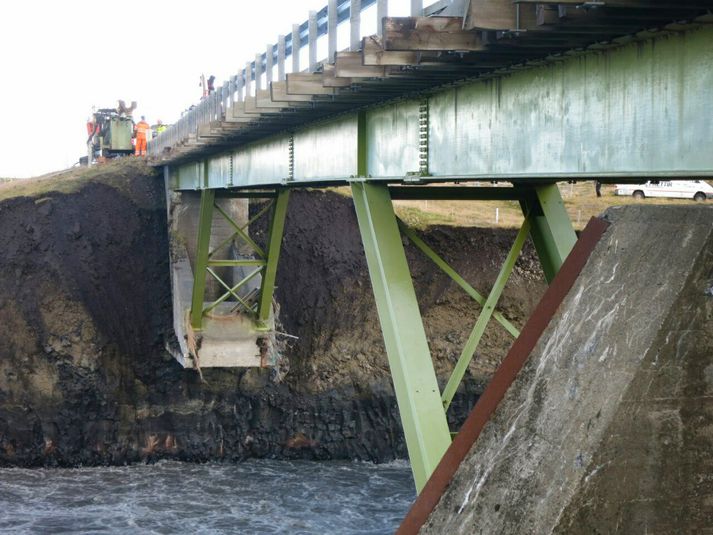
309 10 318 72
328 0 338 63
278 35 286 80
377 0 388 38
237 70 245 102
350 0 361 52
255 53 263 92
410 0 422 16
151 0 395 154
245 62 253 96
266 44 274 84
291 24 301 73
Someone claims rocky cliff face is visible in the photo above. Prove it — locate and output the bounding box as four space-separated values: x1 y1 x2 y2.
0 161 544 466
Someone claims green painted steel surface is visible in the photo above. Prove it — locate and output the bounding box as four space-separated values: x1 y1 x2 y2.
173 162 203 190
522 184 577 283
190 188 215 329
351 182 451 492
107 118 133 151
294 115 357 180
367 101 421 177
206 259 266 267
357 111 368 178
169 21 710 494
428 26 713 177
257 189 290 327
168 26 713 190
204 267 262 315
233 137 290 187
440 217 531 411
207 155 233 188
205 267 255 312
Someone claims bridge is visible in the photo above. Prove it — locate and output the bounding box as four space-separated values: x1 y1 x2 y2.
148 0 713 494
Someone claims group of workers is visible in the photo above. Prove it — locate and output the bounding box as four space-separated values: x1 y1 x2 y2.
85 112 167 158
133 116 166 157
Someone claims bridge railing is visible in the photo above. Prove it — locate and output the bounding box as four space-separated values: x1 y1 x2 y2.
149 0 434 157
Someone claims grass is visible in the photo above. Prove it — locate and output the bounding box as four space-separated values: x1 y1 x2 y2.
395 197 524 229
0 158 156 202
396 182 711 230
395 205 455 229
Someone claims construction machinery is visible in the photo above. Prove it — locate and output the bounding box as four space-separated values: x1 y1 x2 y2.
81 100 137 165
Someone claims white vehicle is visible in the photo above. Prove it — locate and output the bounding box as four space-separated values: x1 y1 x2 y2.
615 180 713 201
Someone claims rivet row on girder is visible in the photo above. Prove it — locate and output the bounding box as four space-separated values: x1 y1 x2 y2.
288 133 295 182
418 99 429 176
228 154 234 186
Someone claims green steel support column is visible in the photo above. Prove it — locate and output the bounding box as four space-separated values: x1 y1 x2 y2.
441 217 531 411
351 182 451 492
521 184 577 283
356 111 368 177
190 188 216 330
256 188 290 328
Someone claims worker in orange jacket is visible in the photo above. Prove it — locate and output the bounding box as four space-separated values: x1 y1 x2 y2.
134 116 151 156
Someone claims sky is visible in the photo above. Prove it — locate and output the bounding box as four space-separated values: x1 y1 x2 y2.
0 0 414 178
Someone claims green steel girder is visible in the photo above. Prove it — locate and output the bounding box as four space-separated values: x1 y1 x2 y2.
207 259 267 267
169 27 713 190
256 189 290 328
520 184 577 283
186 178 576 492
352 181 451 493
389 186 527 201
190 187 215 330
357 111 368 177
215 190 279 199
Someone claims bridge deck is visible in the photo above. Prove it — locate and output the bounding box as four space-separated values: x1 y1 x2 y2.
150 1 713 190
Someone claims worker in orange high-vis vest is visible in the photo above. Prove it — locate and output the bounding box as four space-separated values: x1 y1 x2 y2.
134 116 150 156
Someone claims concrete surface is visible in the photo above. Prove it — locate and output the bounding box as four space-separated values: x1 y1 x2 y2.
422 205 713 534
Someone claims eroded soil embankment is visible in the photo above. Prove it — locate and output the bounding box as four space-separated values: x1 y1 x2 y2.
0 167 545 466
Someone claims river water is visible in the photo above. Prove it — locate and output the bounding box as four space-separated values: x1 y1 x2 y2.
0 460 415 534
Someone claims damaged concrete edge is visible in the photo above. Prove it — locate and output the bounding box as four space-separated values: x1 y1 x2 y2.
397 216 611 535
163 168 194 368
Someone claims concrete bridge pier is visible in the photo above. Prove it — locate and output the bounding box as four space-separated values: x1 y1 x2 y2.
403 206 713 534
163 169 286 369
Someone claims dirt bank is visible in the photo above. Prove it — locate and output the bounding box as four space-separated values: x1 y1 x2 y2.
0 161 545 466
